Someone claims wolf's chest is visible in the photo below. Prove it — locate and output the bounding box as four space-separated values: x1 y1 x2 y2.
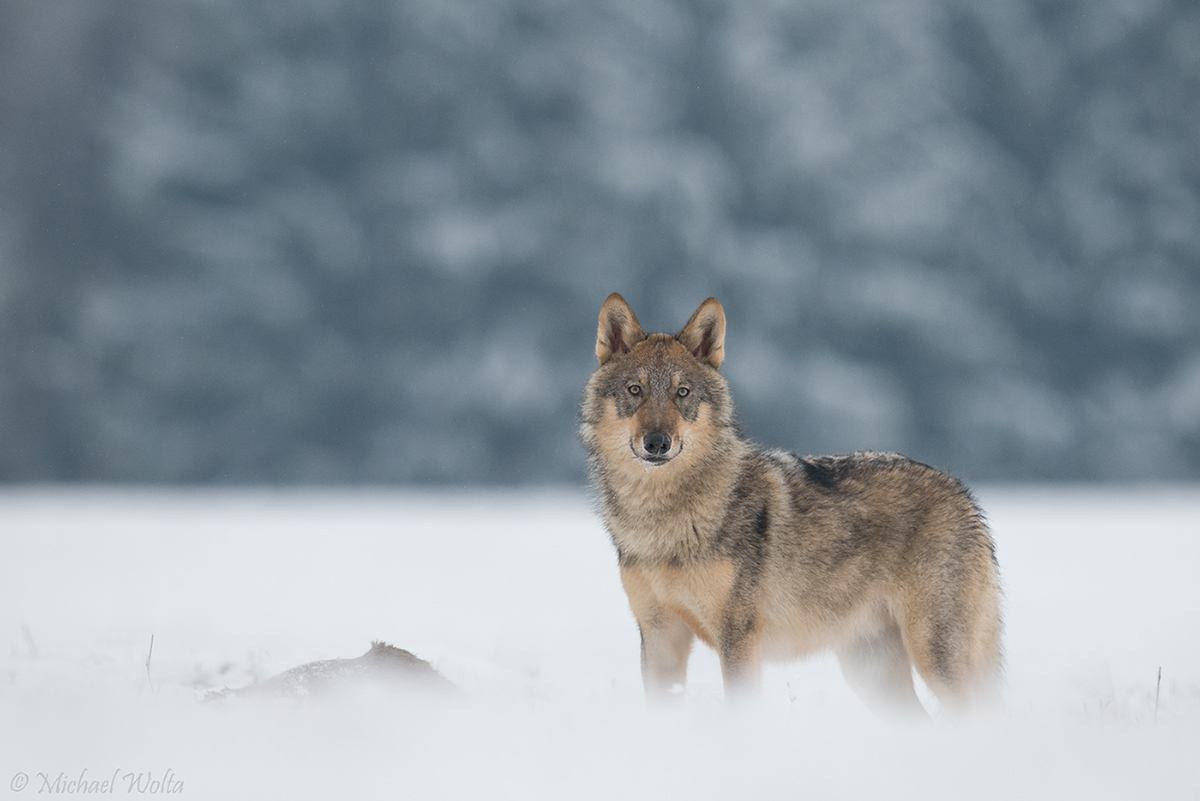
607 513 707 562
619 558 736 647
604 475 733 562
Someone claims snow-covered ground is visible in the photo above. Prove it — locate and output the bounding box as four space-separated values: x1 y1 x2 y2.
1 486 1197 798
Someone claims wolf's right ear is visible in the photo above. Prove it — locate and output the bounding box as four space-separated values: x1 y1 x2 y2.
596 293 646 365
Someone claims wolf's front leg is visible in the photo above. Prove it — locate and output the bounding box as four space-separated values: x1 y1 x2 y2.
718 611 762 702
621 563 696 703
637 615 695 703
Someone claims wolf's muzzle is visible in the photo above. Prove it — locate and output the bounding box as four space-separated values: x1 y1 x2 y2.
643 431 672 458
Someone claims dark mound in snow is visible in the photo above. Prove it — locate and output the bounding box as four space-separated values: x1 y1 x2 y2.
205 641 455 703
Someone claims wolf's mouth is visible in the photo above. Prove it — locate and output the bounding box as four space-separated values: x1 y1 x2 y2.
629 440 682 467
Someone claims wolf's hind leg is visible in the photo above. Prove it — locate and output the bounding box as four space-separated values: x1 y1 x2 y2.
836 621 928 719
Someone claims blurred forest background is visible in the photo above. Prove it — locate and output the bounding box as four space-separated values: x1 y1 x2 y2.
1 0 1198 485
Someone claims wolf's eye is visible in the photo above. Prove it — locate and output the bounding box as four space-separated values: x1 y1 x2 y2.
677 387 690 398
627 384 641 396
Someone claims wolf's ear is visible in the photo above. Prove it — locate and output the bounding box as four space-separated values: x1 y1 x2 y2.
596 293 646 365
678 297 725 369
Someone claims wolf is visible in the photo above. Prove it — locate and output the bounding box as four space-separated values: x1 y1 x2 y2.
580 293 1003 717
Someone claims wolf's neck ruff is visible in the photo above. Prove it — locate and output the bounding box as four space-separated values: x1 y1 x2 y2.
596 427 749 564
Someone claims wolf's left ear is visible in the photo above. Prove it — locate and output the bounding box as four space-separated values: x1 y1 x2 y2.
678 297 725 370
596 293 646 365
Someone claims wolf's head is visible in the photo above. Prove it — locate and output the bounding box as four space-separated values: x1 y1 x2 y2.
581 293 735 475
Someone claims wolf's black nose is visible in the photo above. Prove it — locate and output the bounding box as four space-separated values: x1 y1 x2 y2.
643 431 672 457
